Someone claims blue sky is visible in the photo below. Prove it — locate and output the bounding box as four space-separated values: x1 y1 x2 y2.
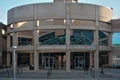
0 0 119 44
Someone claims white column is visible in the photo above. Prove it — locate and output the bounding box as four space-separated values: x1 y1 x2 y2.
34 51 39 71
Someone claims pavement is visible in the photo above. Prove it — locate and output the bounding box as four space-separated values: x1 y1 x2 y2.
0 69 120 80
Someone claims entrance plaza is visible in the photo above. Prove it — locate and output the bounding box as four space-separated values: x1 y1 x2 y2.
0 68 120 80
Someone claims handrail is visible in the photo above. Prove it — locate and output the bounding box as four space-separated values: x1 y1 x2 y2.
0 67 13 77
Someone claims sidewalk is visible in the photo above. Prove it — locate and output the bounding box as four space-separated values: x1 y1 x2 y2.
0 69 120 80
0 77 120 80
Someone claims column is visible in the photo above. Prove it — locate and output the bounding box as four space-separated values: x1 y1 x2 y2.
94 30 99 70
34 51 39 71
93 6 99 70
66 51 70 72
30 53 34 66
109 52 112 66
13 32 18 47
33 21 39 71
7 35 10 48
94 51 99 70
65 3 71 72
89 52 94 67
108 32 112 47
33 30 39 46
58 56 62 69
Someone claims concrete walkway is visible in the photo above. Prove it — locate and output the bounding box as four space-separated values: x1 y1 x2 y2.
0 69 120 80
0 78 120 80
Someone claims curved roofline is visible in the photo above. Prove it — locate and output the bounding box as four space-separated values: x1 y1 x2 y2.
8 2 112 12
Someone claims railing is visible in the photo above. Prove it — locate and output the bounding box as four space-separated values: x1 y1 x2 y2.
0 67 13 77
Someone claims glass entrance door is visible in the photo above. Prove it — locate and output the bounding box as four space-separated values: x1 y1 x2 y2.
74 56 84 68
43 57 55 69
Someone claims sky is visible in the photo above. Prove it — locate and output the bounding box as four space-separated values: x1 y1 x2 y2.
0 0 119 44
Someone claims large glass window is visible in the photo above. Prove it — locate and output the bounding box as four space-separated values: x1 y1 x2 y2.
112 32 120 45
39 30 66 45
70 29 94 45
18 37 32 46
99 31 108 46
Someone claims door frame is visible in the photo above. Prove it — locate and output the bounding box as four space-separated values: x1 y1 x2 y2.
74 56 84 69
43 57 55 69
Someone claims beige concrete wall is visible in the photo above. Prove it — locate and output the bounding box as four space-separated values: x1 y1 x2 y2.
112 19 120 32
7 3 113 52
8 3 112 24
112 46 120 55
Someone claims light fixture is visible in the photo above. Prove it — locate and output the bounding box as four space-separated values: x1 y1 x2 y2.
37 30 40 33
10 24 13 28
37 20 40 27
64 20 66 24
2 29 5 35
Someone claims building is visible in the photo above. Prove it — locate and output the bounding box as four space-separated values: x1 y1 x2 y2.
6 0 120 72
111 19 120 67
0 22 7 67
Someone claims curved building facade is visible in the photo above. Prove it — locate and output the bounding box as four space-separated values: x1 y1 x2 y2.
7 0 113 71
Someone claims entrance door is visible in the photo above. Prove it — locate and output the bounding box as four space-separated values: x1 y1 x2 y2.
74 56 84 68
43 57 55 69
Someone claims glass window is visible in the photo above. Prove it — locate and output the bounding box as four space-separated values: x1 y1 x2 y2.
70 29 94 45
112 32 120 45
18 37 32 46
39 30 66 45
99 31 108 46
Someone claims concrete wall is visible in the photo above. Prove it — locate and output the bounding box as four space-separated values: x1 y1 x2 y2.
8 3 112 24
